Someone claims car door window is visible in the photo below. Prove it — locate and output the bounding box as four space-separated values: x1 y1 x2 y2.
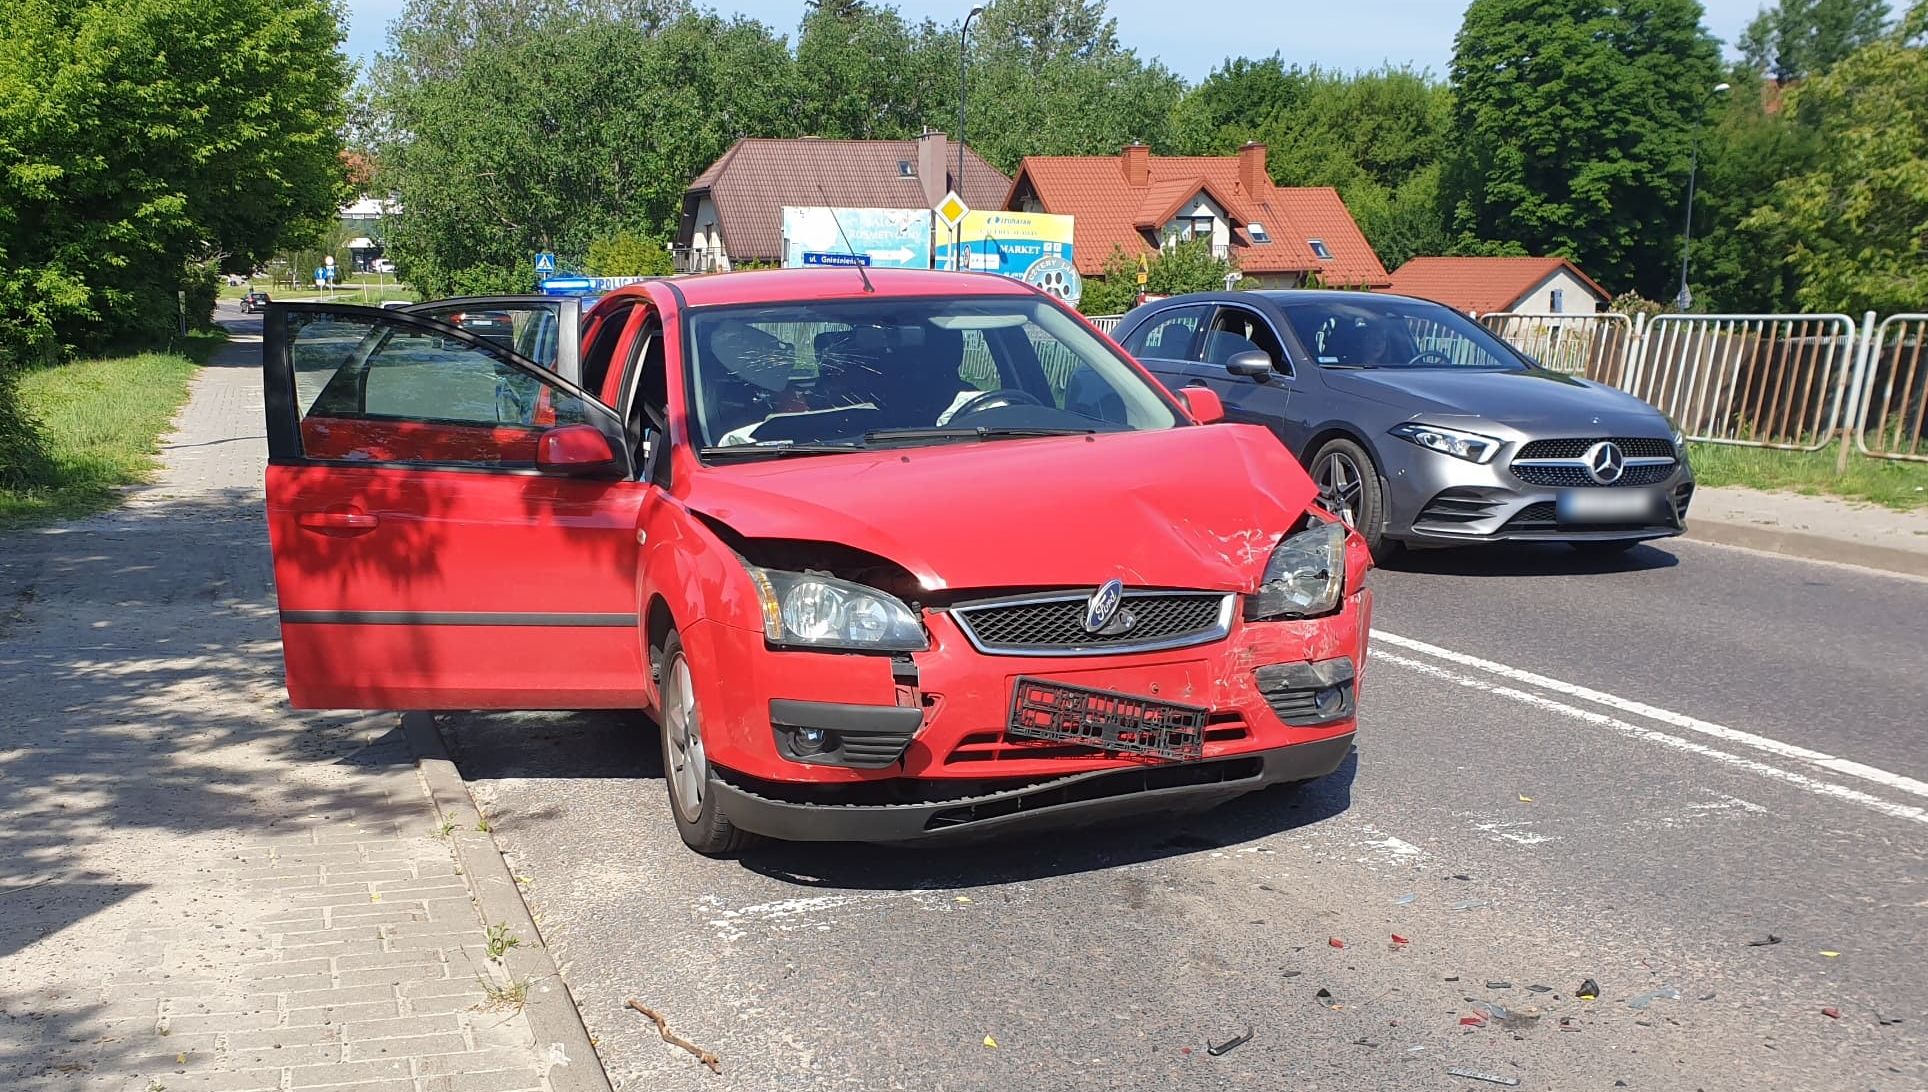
1204 306 1291 375
290 311 604 467
578 300 637 400
405 300 564 372
1120 305 1211 360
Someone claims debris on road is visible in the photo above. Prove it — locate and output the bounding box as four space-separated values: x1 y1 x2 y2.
984 1035 998 1048
1877 1013 1903 1026
1820 950 1840 958
1518 794 1533 803
1391 934 1411 946
1207 1026 1254 1056
1315 988 1342 1009
1699 991 1717 1001
1821 1008 1840 1020
1395 893 1418 905
1283 969 1303 978
625 999 722 1075
1329 937 1346 948
1526 984 1552 993
1486 981 1512 990
1577 978 1600 1000
1453 900 1491 911
1626 986 1680 1010
1459 1012 1488 1027
1746 933 1782 946
1446 1065 1521 1085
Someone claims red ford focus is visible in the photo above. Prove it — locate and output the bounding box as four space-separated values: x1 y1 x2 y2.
263 269 1371 853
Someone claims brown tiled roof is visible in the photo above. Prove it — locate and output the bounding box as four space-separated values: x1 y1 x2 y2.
1384 256 1611 314
1008 151 1388 286
683 137 1010 262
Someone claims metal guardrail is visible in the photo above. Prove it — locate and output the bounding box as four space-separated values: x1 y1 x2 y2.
1480 312 1632 380
1854 314 1928 462
1633 314 1860 451
1088 315 1121 334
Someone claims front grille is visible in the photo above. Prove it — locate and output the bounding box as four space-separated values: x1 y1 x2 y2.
1512 463 1676 488
951 591 1231 655
1517 436 1675 460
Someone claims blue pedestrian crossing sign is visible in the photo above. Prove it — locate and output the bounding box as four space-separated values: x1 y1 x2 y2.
534 251 557 275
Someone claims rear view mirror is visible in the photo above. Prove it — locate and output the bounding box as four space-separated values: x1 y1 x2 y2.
1225 349 1273 380
1175 386 1225 424
537 424 618 476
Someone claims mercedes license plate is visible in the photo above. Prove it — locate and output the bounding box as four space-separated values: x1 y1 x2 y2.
1556 489 1662 525
1008 677 1207 762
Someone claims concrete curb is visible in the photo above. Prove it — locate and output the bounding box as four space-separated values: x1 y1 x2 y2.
1684 515 1928 579
402 712 616 1092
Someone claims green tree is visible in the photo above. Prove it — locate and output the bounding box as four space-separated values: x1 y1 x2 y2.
1738 0 1891 81
1741 13 1928 313
585 232 675 276
961 0 1184 173
1442 0 1722 298
1685 76 1818 311
1078 240 1244 314
371 4 796 296
0 0 349 358
796 1 955 139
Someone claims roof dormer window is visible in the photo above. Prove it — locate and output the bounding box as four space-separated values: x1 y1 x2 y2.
1248 223 1270 243
1309 239 1333 260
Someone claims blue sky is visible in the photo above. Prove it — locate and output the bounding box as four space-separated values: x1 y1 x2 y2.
339 0 1769 79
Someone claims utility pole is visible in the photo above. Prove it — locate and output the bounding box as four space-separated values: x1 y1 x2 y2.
1676 81 1731 311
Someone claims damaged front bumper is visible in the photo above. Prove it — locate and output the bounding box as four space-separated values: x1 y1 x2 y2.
709 732 1355 843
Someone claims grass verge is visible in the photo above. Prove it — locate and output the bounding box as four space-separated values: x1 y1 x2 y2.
1688 442 1928 512
0 330 226 528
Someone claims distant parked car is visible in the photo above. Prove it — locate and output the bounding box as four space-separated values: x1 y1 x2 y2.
370 258 397 274
240 290 272 313
1112 291 1693 557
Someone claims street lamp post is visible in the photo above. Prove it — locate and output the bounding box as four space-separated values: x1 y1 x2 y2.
1676 81 1731 311
956 5 985 271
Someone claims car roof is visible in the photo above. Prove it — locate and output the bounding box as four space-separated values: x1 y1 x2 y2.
1133 289 1439 310
657 268 1040 309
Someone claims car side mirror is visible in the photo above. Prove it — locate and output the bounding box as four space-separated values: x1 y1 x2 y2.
1175 386 1225 424
1225 349 1274 381
536 424 619 477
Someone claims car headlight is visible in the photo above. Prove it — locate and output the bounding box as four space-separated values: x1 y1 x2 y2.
1389 421 1502 464
747 566 928 651
1663 416 1687 450
1246 520 1347 621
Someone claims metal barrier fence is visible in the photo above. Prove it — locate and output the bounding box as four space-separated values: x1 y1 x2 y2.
1855 314 1928 462
1088 315 1121 335
1480 313 1632 381
1633 314 1860 450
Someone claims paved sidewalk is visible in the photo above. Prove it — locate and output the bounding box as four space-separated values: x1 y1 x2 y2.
0 329 562 1091
1687 484 1928 578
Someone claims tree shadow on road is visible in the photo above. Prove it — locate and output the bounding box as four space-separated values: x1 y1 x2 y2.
1379 540 1681 577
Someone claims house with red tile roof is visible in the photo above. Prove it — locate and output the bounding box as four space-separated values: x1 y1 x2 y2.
1002 142 1390 289
675 131 1009 271
1385 256 1611 315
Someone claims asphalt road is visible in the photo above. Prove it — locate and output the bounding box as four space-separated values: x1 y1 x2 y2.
434 537 1926 1092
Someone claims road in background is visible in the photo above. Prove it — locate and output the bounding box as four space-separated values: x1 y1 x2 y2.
440 537 1926 1091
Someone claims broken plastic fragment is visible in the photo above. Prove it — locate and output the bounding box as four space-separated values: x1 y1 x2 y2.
1820 950 1840 958
1577 978 1600 1000
1446 1068 1520 1087
1486 981 1512 990
983 1035 998 1048
1315 987 1341 1009
1821 1007 1840 1019
1391 934 1410 946
1459 1012 1487 1027
1626 986 1680 1010
1394 893 1417 905
1526 984 1552 993
1207 1026 1254 1056
1746 933 1781 946
1518 794 1533 803
1329 937 1346 948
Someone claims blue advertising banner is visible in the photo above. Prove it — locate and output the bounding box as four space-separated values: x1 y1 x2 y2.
933 211 1080 304
782 207 932 270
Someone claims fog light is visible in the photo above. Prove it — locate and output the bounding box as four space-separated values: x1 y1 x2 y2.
794 727 829 753
1313 686 1347 717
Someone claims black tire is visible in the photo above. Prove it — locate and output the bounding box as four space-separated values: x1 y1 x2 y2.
1568 540 1641 557
1308 437 1391 557
656 630 756 856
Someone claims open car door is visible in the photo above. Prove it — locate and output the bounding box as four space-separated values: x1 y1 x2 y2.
402 296 583 385
262 302 647 710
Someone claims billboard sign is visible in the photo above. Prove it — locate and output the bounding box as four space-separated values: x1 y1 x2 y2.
782 207 932 270
934 210 1080 304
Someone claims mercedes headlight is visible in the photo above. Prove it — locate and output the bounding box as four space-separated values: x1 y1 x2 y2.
1389 421 1501 464
747 567 928 651
1246 520 1347 621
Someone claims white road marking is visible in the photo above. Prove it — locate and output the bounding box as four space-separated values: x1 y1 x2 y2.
1373 630 1928 802
1465 816 1557 846
1371 648 1928 828
702 890 950 941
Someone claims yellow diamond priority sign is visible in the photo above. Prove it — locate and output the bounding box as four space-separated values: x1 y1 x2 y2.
935 190 969 230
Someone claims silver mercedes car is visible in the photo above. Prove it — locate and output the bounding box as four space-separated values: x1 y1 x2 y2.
1113 290 1693 557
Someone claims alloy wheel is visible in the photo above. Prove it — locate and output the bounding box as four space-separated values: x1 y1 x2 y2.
1317 452 1364 528
662 653 707 825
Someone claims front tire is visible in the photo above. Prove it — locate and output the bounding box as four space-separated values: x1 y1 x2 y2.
1309 438 1390 557
658 631 756 856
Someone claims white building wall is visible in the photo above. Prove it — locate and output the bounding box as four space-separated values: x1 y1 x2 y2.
1513 268 1605 313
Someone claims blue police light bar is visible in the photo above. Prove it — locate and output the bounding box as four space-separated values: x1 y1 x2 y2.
538 277 597 296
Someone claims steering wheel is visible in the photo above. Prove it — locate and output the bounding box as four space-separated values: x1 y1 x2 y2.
1408 349 1455 366
949 388 1045 418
